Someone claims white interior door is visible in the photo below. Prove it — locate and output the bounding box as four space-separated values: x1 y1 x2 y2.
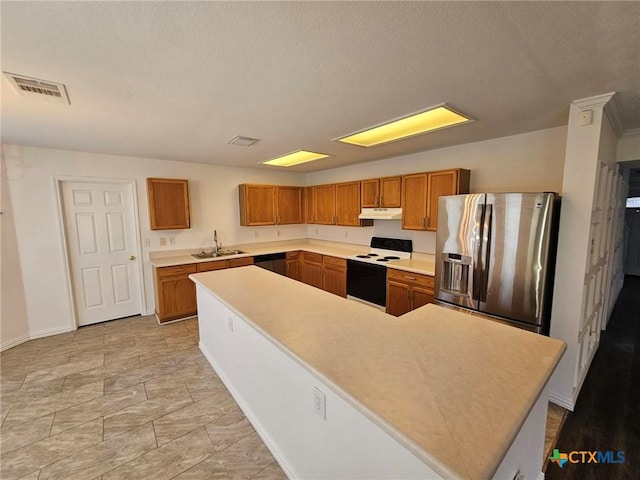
61 181 141 326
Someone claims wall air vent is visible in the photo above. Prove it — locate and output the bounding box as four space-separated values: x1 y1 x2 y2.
3 72 71 105
228 135 259 147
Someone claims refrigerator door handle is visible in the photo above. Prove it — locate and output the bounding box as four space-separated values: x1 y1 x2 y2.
478 204 493 303
472 204 485 302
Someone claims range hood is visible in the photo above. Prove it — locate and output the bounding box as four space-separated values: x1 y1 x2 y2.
358 208 403 220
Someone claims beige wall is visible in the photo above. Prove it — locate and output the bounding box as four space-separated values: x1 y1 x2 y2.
1 154 30 349
306 126 567 253
617 133 640 162
1 144 306 348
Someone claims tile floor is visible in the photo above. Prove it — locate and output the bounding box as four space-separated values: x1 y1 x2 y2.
1 314 567 479
0 315 286 480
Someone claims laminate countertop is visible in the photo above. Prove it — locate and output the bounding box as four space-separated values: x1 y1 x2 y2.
190 266 566 480
150 240 436 276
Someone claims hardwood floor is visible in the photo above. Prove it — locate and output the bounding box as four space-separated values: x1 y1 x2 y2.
545 275 640 480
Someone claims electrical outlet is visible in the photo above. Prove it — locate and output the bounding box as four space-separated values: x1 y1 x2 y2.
313 387 326 420
159 237 166 246
169 237 175 245
254 231 259 239
344 231 348 238
227 316 234 332
277 230 281 237
315 228 318 235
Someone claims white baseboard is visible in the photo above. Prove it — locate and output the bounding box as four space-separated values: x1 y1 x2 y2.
1 333 31 352
548 392 575 411
29 325 75 340
1 325 75 352
538 471 545 480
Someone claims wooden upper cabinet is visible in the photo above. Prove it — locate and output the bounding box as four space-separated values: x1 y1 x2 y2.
380 176 401 207
361 176 401 208
313 184 336 225
147 178 191 230
336 181 371 227
401 173 428 230
425 169 470 231
303 187 315 224
239 184 303 226
276 186 302 224
402 169 470 231
361 179 380 208
239 184 277 226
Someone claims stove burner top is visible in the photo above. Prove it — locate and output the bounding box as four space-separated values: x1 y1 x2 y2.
376 258 389 262
368 253 379 256
384 256 400 260
356 255 370 258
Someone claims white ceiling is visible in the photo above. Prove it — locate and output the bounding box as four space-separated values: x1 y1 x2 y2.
1 1 639 172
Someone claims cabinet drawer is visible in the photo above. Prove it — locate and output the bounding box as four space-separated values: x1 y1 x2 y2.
387 268 434 288
322 255 346 269
302 252 322 264
197 261 228 272
286 251 300 260
228 257 254 268
157 264 197 278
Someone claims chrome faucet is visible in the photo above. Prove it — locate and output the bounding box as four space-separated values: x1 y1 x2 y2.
213 230 220 253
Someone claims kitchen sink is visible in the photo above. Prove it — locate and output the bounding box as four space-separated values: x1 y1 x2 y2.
191 250 246 259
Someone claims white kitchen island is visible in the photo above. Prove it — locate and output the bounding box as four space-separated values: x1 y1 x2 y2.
190 266 565 480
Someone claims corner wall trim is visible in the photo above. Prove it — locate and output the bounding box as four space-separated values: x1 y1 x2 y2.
548 392 575 412
1 333 31 352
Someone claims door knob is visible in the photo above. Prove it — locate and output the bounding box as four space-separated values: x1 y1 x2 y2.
129 255 136 260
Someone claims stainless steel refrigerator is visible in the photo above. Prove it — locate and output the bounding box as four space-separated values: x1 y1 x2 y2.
435 192 560 334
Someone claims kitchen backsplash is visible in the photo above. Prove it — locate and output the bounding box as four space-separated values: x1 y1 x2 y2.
306 220 436 254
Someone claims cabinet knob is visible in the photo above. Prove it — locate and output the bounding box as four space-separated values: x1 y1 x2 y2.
129 255 136 260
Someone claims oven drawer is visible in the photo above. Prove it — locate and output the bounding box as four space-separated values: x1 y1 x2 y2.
387 268 434 288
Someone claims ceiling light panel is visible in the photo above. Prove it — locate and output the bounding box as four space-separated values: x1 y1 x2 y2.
335 104 473 147
262 150 330 167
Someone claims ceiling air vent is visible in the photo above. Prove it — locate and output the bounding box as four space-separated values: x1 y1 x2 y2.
3 72 71 105
228 135 259 147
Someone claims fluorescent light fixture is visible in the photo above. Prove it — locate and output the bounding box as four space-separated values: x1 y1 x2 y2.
334 104 473 147
262 150 330 167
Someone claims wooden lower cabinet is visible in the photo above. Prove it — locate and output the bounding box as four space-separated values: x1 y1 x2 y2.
301 252 323 289
322 255 346 297
155 257 254 323
386 269 434 316
300 252 347 297
155 264 198 323
286 251 302 281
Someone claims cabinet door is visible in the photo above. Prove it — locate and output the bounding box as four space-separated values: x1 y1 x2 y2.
228 257 254 268
313 184 336 225
322 256 347 297
286 251 301 281
426 170 458 231
302 260 323 289
412 286 434 310
197 261 228 272
380 176 401 207
157 276 197 322
147 178 191 230
304 187 315 224
361 179 380 208
401 173 428 230
277 187 302 224
335 182 362 226
239 184 277 226
386 280 411 317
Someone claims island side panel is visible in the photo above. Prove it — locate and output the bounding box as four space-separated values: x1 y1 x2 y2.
195 285 445 480
492 385 549 480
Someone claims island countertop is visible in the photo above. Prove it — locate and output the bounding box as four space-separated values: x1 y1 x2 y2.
190 266 566 480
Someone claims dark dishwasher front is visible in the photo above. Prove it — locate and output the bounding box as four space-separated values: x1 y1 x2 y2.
254 252 287 276
347 259 387 307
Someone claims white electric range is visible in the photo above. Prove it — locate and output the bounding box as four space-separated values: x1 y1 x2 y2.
346 237 413 310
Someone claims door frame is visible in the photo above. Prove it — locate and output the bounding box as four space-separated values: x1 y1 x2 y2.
53 176 147 330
